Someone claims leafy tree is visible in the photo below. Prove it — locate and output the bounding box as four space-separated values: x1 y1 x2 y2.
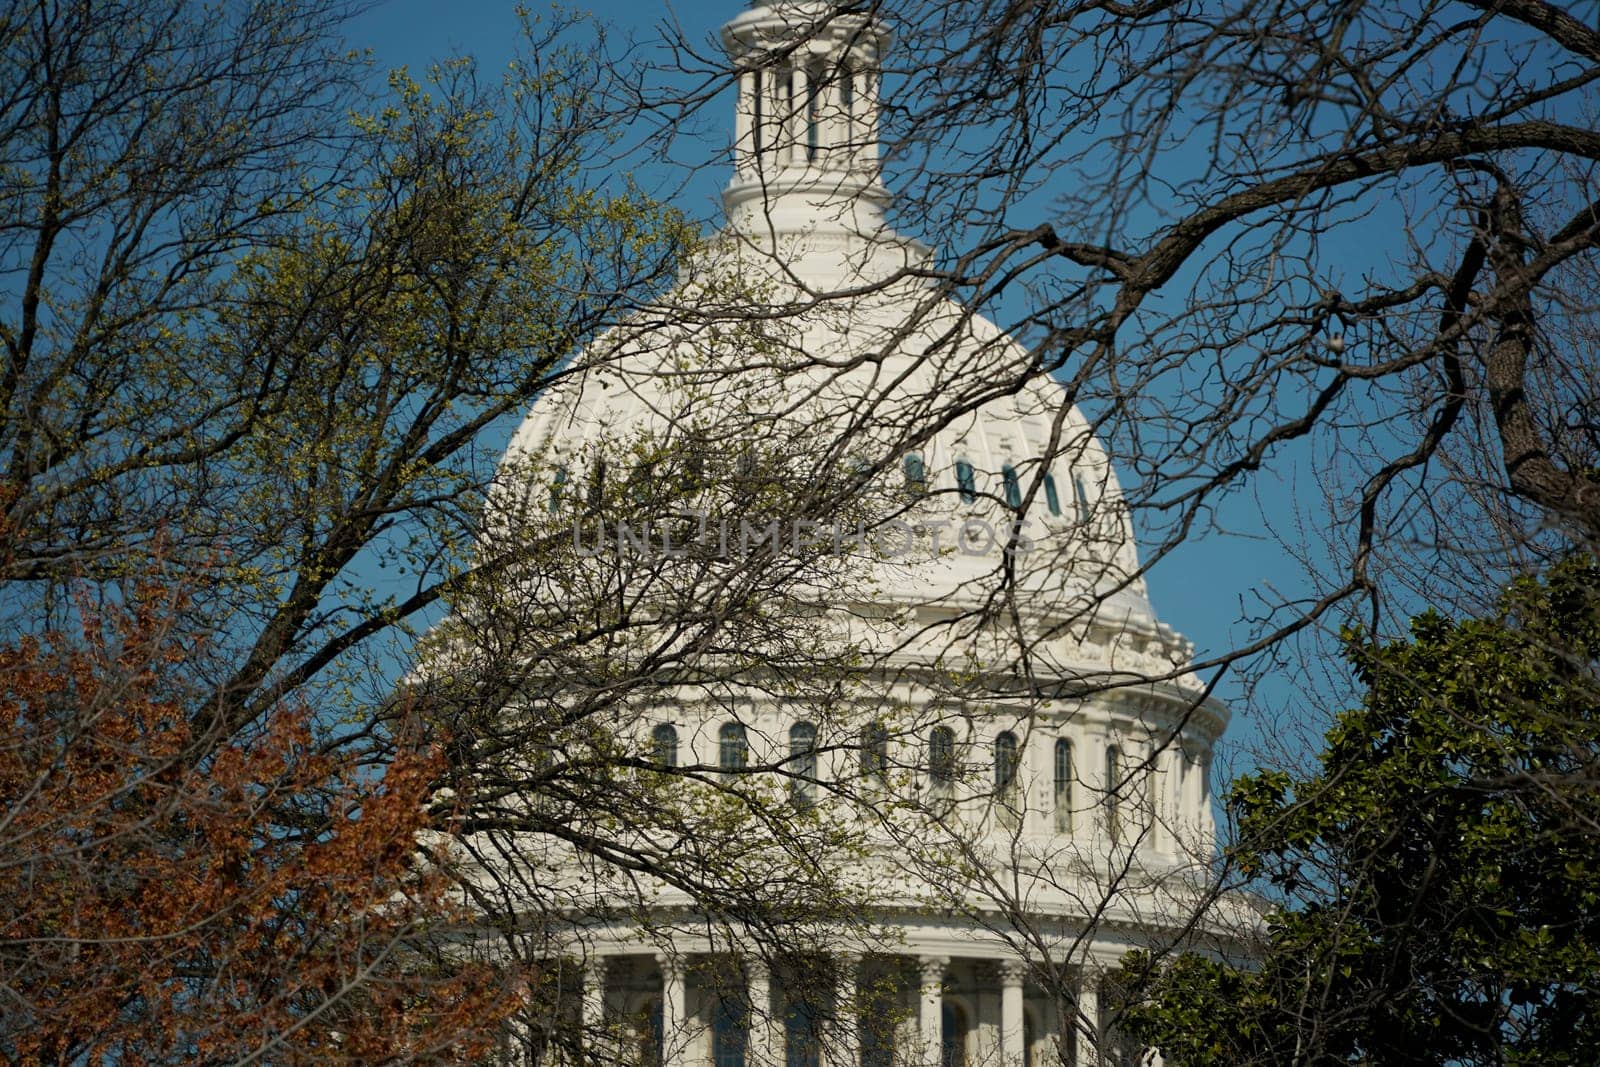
0 0 708 1055
1122 556 1600 1065
0 2 916 1057
0 0 687 708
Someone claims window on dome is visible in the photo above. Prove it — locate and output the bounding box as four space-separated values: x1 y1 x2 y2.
549 465 568 512
631 461 654 502
713 996 748 1067
994 731 1020 794
861 985 895 1067
782 70 797 157
639 998 664 1067
861 721 890 781
1043 473 1061 517
806 61 824 161
849 456 873 486
720 722 748 778
1073 474 1090 521
928 726 956 790
790 721 818 809
586 458 607 512
904 453 927 496
1105 744 1122 845
651 723 678 768
753 71 765 155
1001 465 1022 509
941 1002 968 1067
1053 739 1073 832
681 449 705 492
955 459 977 503
785 1000 820 1067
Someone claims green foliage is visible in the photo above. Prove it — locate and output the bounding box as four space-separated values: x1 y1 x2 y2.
1124 557 1600 1065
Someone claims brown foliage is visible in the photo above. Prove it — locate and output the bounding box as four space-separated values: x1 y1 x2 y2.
0 539 516 1063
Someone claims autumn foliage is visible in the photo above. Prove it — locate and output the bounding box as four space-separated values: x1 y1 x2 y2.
0 561 515 1063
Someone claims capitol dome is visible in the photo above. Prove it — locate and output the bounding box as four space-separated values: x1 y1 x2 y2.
471 3 1235 1065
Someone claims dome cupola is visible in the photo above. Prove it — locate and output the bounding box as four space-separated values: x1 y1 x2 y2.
720 0 893 239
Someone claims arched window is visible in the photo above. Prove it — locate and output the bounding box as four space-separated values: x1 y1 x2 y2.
1073 474 1090 520
720 722 748 778
940 1002 968 1067
1053 739 1074 832
549 465 568 512
954 459 977 503
790 721 818 808
994 731 1020 793
651 723 678 768
861 721 890 781
1001 464 1022 509
785 1000 820 1067
713 996 748 1067
928 726 956 790
904 452 928 496
1105 744 1122 845
586 458 607 512
1043 473 1061 517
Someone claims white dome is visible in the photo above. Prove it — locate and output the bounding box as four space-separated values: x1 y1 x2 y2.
500 269 1163 643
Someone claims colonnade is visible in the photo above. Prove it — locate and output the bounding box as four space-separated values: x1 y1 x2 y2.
732 52 878 176
562 949 1152 1067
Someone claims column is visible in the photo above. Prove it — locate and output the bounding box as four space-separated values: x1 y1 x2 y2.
767 65 789 166
735 71 755 173
815 62 843 170
1146 743 1165 854
1074 969 1101 1067
841 60 860 168
506 1015 536 1067
858 67 880 167
829 954 862 1067
747 957 776 1067
790 62 811 166
1033 734 1051 836
659 952 688 1067
998 960 1026 1067
918 956 947 1067
583 955 609 1063
1181 747 1200 846
1166 746 1185 852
